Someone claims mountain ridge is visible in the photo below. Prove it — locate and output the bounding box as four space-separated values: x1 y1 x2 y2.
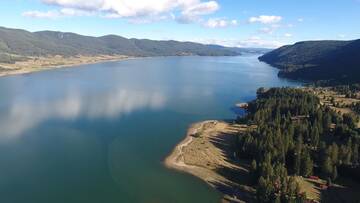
0 26 270 64
258 39 360 84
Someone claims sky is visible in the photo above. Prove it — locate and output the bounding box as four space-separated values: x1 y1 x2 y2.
0 0 359 48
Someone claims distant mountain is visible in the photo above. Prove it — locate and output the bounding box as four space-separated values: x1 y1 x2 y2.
258 40 360 84
0 26 263 64
230 47 272 55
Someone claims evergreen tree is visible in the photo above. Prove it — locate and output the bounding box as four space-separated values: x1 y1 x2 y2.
301 150 313 177
332 165 338 181
330 143 339 165
294 135 303 175
311 126 320 148
352 143 359 165
250 159 258 183
322 156 333 178
345 139 353 165
257 177 272 203
343 113 358 129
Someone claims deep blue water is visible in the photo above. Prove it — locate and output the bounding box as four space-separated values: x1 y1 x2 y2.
0 56 301 203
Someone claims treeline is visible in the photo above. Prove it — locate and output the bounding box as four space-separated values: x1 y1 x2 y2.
236 87 360 202
331 84 360 99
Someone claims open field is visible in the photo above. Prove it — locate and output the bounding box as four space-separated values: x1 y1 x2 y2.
304 87 360 128
0 55 130 77
165 120 255 202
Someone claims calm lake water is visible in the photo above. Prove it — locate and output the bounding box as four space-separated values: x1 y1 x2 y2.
0 56 301 203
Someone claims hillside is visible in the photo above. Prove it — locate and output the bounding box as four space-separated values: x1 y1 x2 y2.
258 40 360 84
0 26 249 64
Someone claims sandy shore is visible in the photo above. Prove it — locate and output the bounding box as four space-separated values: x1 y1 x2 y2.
0 55 132 77
165 120 255 202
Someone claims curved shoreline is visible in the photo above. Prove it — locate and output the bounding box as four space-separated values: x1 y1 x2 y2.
165 121 211 174
165 120 254 203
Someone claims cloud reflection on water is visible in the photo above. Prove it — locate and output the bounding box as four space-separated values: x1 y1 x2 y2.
0 88 166 138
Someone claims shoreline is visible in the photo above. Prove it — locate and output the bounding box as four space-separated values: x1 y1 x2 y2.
164 120 254 202
0 55 135 77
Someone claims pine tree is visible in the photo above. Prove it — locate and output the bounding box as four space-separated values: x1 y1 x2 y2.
323 112 332 129
332 165 338 181
301 150 313 177
330 143 339 165
345 139 353 165
322 156 333 178
250 159 258 183
352 143 359 165
294 135 303 175
343 113 357 129
311 126 320 148
257 177 272 203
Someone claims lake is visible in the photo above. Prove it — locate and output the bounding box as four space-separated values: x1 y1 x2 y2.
0 56 301 203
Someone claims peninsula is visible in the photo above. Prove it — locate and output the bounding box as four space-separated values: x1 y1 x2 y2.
166 86 360 202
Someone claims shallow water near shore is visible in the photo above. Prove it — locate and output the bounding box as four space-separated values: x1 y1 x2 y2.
0 55 301 203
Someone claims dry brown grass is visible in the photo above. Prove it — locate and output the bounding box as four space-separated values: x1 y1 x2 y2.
165 120 255 203
296 176 325 202
305 87 360 128
0 54 130 77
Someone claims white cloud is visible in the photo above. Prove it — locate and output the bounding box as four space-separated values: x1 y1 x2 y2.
258 24 281 34
22 10 61 19
25 0 219 24
284 33 292 37
249 15 282 24
181 1 219 17
297 18 304 22
23 8 94 18
203 18 237 28
176 1 219 24
197 37 285 48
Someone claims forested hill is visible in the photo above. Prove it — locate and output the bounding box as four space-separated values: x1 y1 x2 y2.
258 40 360 84
0 26 268 63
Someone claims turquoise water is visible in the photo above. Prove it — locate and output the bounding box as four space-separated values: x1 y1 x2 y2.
0 56 301 203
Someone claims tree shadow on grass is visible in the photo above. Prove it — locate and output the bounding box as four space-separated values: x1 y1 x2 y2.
210 166 255 202
320 179 360 203
206 126 255 202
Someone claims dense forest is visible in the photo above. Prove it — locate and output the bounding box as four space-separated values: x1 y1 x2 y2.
0 26 269 64
236 88 360 202
258 40 360 84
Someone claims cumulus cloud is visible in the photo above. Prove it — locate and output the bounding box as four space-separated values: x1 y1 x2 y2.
249 15 282 24
24 0 220 24
176 1 219 23
203 18 237 28
182 1 219 17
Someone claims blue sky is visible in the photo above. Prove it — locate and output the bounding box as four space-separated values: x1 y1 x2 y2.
0 0 359 48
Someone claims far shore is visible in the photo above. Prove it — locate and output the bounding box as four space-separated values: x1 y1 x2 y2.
0 55 134 77
164 120 255 203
